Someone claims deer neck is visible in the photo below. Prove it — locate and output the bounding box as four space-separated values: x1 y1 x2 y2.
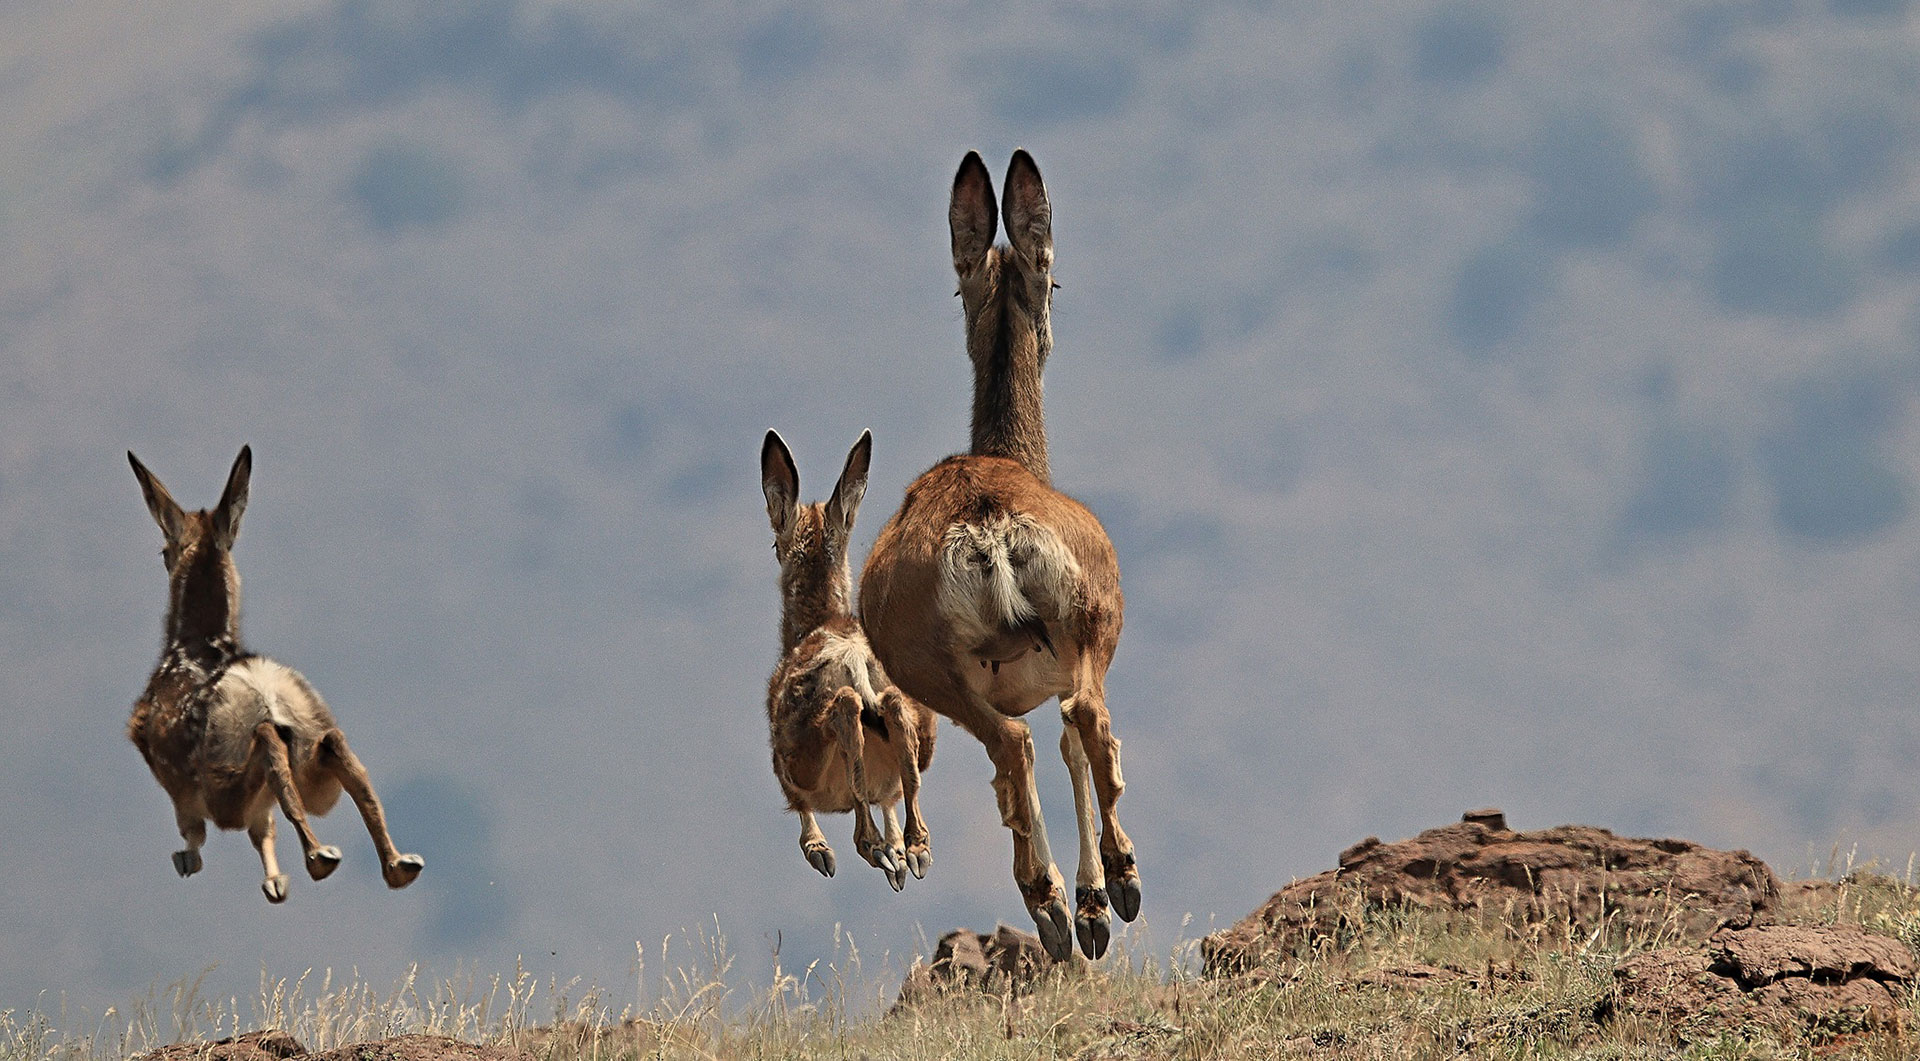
167 545 243 665
968 265 1052 483
780 553 853 654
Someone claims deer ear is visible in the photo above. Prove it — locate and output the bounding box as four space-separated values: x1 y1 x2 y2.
950 150 998 274
212 445 251 547
128 451 187 542
826 430 871 534
761 430 800 538
1002 149 1052 267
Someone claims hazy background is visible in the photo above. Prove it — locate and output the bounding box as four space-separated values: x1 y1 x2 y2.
5 0 1918 1020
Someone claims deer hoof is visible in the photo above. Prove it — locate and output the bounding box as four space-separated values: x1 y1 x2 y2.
306 846 342 881
1106 872 1141 923
1032 898 1073 963
172 849 202 877
874 847 905 891
906 846 932 880
1103 851 1142 922
1076 909 1111 960
384 854 424 889
878 845 908 890
1075 886 1112 959
805 845 836 878
262 874 290 903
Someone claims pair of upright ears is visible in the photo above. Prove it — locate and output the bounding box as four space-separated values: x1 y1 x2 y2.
760 430 872 539
950 149 1051 270
128 445 253 549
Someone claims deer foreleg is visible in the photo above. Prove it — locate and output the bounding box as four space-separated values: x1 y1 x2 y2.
1060 716 1110 959
317 728 423 889
1065 677 1139 923
171 804 206 878
797 810 835 877
247 812 290 903
875 803 908 891
881 689 932 880
824 689 895 886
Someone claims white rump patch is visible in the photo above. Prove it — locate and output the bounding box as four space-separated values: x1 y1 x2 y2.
816 629 886 710
218 658 301 729
936 512 1080 653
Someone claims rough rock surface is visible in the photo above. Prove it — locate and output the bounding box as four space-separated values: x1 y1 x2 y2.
1613 924 1916 1037
136 1034 530 1061
894 925 1048 1008
1202 810 1780 974
137 1031 308 1061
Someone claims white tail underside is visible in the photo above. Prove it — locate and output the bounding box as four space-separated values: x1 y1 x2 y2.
936 511 1080 653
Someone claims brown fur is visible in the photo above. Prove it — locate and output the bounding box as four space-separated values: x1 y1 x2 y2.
126 446 423 903
858 152 1139 961
762 430 936 889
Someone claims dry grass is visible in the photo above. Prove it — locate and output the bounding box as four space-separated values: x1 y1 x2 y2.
8 868 1919 1061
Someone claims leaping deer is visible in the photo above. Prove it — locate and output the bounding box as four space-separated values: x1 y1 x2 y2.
762 430 935 891
858 151 1139 961
126 446 423 903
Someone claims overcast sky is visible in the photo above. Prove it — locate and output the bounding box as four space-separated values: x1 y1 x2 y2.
4 0 1919 1023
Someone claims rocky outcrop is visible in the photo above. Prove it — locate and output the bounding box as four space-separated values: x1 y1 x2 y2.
1202 810 1780 974
136 1031 308 1061
893 925 1049 1009
135 1033 530 1061
1612 924 1916 1037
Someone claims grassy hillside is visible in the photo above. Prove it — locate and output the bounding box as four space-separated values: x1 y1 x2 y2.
7 871 1918 1061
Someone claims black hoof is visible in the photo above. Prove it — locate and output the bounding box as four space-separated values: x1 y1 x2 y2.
1104 859 1142 922
173 849 202 877
1076 911 1111 959
1108 874 1142 922
262 874 290 903
805 846 836 878
1075 885 1111 958
1033 899 1074 963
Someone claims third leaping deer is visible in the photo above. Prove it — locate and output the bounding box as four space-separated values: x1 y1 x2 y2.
126 446 423 903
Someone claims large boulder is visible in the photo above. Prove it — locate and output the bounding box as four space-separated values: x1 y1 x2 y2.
1202 810 1780 974
1612 924 1916 1038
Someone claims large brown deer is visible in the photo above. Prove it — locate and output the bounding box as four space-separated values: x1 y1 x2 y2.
859 151 1138 961
126 446 423 903
762 430 935 891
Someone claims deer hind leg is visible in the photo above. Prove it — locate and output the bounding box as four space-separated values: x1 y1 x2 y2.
1060 719 1110 959
171 804 207 878
1064 672 1140 924
881 689 932 880
248 812 290 903
316 728 423 889
248 723 342 886
796 809 836 877
969 712 1070 961
823 688 899 888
